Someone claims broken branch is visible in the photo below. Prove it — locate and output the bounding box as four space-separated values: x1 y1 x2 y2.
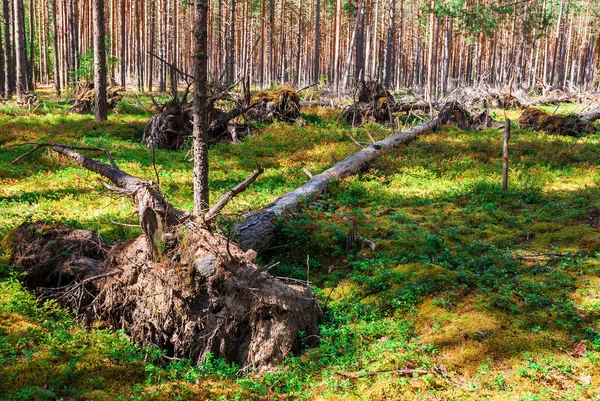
204 165 265 222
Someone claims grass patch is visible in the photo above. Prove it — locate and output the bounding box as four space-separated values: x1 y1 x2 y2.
1 90 600 399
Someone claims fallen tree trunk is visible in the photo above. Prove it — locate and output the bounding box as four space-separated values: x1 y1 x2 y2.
11 144 321 372
581 106 600 122
235 101 461 254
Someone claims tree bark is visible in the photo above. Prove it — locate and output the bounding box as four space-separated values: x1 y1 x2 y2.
51 0 60 96
93 0 108 121
235 101 462 254
3 0 13 98
13 0 28 101
27 0 34 89
313 0 320 84
193 0 209 214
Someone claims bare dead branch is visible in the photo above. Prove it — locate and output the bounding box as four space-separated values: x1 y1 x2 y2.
204 165 265 222
335 369 430 379
11 142 119 168
147 51 194 81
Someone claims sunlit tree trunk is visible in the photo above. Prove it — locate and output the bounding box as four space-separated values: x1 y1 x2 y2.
93 0 107 120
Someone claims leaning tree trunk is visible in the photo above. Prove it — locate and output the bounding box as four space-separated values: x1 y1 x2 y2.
235 101 462 254
12 143 321 372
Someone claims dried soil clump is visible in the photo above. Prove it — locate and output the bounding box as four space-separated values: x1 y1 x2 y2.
245 87 301 123
11 221 321 372
517 108 596 137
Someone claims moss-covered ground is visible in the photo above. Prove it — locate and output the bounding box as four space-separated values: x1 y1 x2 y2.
1 89 600 400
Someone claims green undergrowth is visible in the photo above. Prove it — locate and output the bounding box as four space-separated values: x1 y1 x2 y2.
1 89 600 400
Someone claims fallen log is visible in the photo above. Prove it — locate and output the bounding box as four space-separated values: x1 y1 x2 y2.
11 143 321 372
581 106 600 122
235 101 462 254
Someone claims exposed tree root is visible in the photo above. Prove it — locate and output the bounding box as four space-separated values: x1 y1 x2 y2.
245 87 301 123
68 82 123 114
11 144 321 372
341 81 430 127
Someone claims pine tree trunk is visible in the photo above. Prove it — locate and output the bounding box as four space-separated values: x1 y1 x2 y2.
383 0 395 88
51 0 60 96
354 0 365 82
226 0 234 85
333 0 340 93
269 0 274 86
93 0 107 120
13 0 28 100
313 0 320 84
0 13 4 97
120 0 126 87
27 0 34 89
148 0 155 91
2 0 11 97
193 0 209 214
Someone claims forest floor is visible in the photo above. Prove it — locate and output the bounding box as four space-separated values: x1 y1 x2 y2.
1 88 600 400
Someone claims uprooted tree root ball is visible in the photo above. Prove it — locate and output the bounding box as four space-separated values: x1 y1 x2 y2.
517 108 596 137
341 81 430 127
245 88 301 123
8 143 321 372
12 221 321 371
68 82 123 114
142 99 193 150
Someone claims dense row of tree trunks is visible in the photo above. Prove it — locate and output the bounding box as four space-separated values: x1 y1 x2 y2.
1 0 600 97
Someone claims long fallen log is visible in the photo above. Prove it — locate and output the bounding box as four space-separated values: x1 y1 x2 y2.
235 101 461 254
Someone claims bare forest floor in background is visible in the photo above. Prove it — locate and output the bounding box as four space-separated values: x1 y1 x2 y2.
1 87 600 400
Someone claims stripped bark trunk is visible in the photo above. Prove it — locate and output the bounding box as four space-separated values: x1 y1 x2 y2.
235 101 462 254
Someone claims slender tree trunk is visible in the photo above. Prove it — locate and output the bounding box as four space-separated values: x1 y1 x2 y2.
313 0 320 84
193 0 209 213
556 0 569 89
148 0 155 91
549 0 564 86
13 0 28 100
69 0 77 87
333 0 341 93
354 0 365 82
93 0 107 120
0 12 4 97
51 0 60 96
441 14 451 96
27 0 34 89
342 0 363 90
383 0 395 88
120 0 126 87
225 0 234 85
3 0 14 98
269 0 274 86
